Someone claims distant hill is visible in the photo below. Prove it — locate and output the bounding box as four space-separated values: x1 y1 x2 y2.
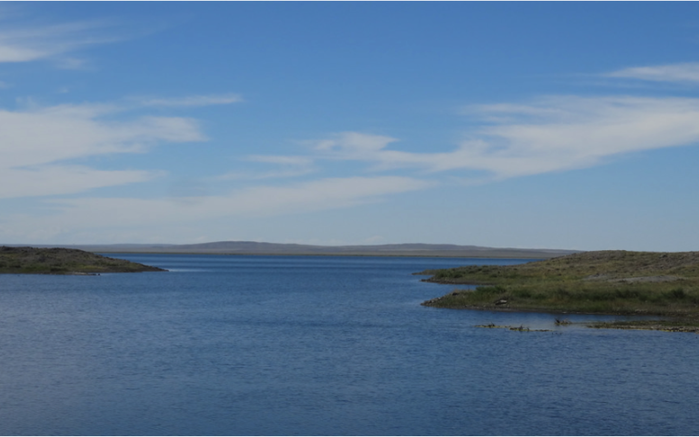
17 241 579 259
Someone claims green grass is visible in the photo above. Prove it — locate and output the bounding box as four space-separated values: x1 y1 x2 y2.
420 251 699 320
0 246 165 274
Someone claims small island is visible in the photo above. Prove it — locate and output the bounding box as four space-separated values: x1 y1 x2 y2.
0 246 166 275
418 250 699 332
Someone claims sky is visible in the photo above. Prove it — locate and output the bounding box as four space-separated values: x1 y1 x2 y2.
2 2 699 251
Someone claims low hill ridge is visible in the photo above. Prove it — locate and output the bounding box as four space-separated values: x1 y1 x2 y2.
15 241 577 259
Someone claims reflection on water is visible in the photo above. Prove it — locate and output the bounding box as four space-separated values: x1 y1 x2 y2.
0 254 697 435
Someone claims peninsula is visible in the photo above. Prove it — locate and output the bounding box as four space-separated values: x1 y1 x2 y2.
418 250 699 332
0 246 166 274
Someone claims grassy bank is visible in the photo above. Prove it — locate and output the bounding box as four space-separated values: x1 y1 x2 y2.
418 251 699 329
0 246 166 274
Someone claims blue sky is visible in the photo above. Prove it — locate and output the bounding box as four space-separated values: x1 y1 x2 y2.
2 2 699 251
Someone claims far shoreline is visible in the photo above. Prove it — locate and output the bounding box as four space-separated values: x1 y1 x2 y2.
2 241 576 260
95 250 549 259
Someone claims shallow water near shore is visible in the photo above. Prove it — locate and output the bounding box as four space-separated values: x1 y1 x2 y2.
0 254 698 435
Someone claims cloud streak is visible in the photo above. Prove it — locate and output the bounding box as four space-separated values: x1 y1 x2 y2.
0 166 156 199
0 176 434 241
216 155 316 180
467 96 699 178
0 102 206 199
267 96 699 182
0 19 122 64
135 94 243 108
606 62 699 84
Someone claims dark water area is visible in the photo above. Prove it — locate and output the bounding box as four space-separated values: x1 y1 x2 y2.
0 254 698 435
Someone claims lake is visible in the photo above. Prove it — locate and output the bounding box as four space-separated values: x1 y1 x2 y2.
0 254 698 435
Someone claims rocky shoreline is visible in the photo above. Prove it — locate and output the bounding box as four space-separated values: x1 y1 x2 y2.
419 250 699 333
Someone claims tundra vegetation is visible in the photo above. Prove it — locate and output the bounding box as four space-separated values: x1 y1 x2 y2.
418 251 699 332
0 246 166 274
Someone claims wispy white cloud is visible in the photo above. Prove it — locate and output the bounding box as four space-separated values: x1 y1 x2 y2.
247 155 313 166
217 168 316 181
0 176 434 241
0 104 204 168
20 92 699 241
205 176 432 217
0 20 122 64
468 96 699 178
0 166 156 199
134 93 243 108
315 132 399 156
606 62 699 83
54 56 90 70
0 41 47 63
0 102 206 199
267 96 699 182
217 155 316 180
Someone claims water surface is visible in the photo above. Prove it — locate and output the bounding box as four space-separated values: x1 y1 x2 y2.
0 254 697 435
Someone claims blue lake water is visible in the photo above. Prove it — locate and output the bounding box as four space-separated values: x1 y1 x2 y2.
0 254 698 435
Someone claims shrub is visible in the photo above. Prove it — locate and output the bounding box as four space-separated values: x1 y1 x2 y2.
477 285 506 295
666 288 686 300
514 289 532 298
